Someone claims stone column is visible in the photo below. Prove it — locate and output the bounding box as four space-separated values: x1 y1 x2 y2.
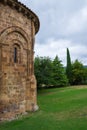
0 44 2 71
0 43 2 90
25 21 38 112
30 21 38 111
0 44 9 119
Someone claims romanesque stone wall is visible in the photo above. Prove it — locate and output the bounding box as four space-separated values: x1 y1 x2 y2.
0 2 38 121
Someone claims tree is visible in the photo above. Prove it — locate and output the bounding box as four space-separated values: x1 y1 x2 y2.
34 56 68 88
66 48 72 84
71 59 84 85
34 56 41 87
34 56 52 88
83 68 87 84
51 55 68 87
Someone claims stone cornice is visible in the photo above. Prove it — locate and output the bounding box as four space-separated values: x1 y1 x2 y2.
0 0 40 34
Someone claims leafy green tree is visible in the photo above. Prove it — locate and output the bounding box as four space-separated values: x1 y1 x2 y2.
71 59 84 85
66 48 72 84
83 68 87 84
51 55 68 87
34 56 52 88
34 56 68 88
34 56 41 87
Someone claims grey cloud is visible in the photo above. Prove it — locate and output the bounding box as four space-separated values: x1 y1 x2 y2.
19 0 87 43
19 0 87 65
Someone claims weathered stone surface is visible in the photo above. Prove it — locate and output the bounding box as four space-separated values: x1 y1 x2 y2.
0 0 39 121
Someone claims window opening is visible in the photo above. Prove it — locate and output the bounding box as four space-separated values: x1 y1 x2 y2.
14 47 17 63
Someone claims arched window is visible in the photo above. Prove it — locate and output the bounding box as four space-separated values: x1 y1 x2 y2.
14 47 17 63
13 44 21 64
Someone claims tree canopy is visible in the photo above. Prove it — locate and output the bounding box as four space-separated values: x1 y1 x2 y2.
34 49 87 88
34 56 68 88
71 59 86 85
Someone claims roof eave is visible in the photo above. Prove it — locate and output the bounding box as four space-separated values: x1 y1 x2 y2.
0 0 40 34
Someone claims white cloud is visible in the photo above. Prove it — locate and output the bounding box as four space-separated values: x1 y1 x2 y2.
65 6 87 34
19 0 87 65
35 38 87 65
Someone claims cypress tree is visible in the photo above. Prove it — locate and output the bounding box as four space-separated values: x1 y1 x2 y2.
66 48 72 84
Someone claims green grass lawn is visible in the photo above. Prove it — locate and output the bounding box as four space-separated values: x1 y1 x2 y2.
0 85 87 130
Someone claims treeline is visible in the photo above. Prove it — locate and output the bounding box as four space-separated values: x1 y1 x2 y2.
34 48 87 88
34 55 68 88
66 48 87 85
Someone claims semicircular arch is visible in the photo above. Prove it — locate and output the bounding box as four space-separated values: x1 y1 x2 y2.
0 26 29 44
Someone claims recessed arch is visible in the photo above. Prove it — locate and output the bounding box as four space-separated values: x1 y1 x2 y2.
11 39 26 49
0 26 29 44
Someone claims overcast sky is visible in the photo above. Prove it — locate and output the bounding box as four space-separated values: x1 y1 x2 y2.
19 0 87 66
